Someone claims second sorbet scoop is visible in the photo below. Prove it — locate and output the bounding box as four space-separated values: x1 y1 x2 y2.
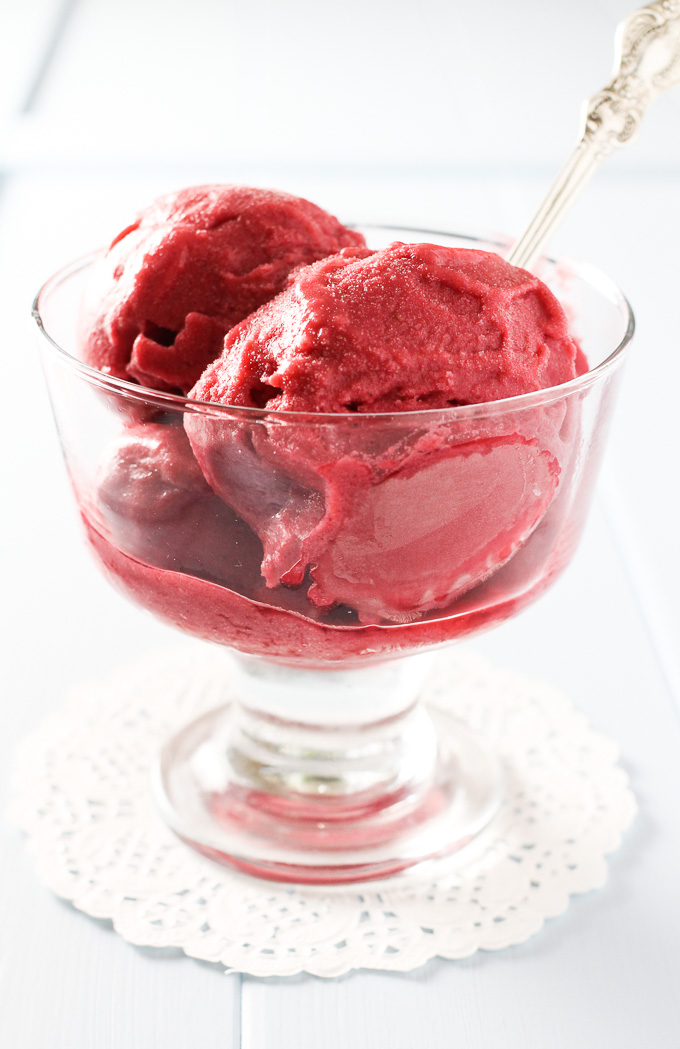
184 240 581 622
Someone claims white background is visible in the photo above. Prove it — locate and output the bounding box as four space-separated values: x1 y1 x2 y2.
1 1 679 1046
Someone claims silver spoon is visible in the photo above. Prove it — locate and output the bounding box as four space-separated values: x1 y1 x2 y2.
508 0 680 271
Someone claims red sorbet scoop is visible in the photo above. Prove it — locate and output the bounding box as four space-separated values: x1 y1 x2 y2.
78 185 365 394
190 242 578 412
186 243 579 622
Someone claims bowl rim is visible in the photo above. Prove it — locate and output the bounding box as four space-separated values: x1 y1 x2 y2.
33 224 635 424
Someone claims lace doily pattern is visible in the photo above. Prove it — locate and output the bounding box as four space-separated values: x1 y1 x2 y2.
9 649 636 977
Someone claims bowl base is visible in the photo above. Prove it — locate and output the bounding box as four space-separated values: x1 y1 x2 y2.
152 702 503 885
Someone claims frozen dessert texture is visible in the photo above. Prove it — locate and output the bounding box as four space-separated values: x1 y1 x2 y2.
78 185 365 394
190 242 579 412
73 186 588 651
185 242 580 622
87 423 576 664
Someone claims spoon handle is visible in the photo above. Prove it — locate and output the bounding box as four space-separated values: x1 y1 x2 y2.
507 0 680 271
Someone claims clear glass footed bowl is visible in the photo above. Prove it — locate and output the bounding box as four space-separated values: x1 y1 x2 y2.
35 227 633 883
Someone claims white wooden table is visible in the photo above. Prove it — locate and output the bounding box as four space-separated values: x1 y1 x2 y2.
2 1 679 1045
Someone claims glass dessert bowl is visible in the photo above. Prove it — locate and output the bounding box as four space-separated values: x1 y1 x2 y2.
35 227 633 884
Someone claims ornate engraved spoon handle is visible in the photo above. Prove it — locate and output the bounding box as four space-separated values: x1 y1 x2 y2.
507 0 680 271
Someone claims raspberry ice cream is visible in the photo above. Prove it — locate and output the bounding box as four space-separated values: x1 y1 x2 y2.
193 243 578 413
185 243 579 622
78 185 365 394
64 182 593 661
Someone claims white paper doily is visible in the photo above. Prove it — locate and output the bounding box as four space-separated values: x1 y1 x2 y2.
9 647 636 978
